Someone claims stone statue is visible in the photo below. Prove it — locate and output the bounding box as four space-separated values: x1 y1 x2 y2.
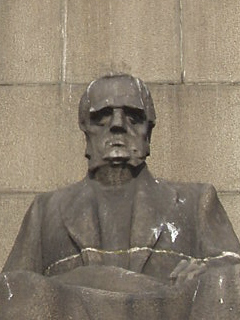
1 74 240 319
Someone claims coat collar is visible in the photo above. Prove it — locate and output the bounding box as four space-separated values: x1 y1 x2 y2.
128 167 177 271
61 178 101 249
61 166 177 270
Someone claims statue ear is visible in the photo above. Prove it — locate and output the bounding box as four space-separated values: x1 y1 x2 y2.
84 133 92 160
79 119 87 132
78 91 89 132
147 124 154 143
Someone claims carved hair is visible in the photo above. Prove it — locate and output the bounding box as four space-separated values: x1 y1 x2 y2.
78 74 156 140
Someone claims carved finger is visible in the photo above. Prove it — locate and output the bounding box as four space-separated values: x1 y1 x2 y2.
176 263 207 285
186 264 207 281
169 259 189 280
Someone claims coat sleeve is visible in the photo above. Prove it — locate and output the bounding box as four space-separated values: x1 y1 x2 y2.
196 183 240 258
2 195 44 274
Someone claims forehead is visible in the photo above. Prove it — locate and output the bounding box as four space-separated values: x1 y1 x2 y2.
88 77 145 112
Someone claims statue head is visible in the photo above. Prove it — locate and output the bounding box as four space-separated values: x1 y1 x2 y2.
79 74 156 172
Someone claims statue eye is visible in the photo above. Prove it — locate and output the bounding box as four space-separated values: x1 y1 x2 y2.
124 107 146 124
90 107 112 126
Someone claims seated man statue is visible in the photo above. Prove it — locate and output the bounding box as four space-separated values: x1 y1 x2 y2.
1 74 240 319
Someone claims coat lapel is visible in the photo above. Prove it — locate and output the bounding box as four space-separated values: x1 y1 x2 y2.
61 178 102 264
129 167 178 272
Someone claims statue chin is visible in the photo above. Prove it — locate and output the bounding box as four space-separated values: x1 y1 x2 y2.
86 145 147 172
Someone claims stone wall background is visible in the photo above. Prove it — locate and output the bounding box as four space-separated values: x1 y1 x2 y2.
1 0 240 269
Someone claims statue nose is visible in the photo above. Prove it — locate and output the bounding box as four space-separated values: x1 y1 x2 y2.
110 109 127 133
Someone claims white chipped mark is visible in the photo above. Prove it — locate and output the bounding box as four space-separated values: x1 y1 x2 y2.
178 198 186 204
155 179 160 184
151 223 164 240
119 269 135 278
219 275 224 289
81 247 189 257
126 270 135 275
218 275 224 304
3 274 13 300
135 78 144 106
151 222 180 243
203 251 240 263
45 253 82 274
192 280 200 302
166 222 180 243
45 247 193 273
151 227 160 240
221 251 240 260
87 79 97 102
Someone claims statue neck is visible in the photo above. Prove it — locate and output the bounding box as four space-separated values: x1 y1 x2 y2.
89 163 145 186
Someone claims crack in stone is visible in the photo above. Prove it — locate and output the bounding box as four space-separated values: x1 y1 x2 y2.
61 0 68 82
179 0 185 82
44 248 240 275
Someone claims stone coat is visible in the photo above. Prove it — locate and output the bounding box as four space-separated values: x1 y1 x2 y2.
3 165 239 276
1 165 240 320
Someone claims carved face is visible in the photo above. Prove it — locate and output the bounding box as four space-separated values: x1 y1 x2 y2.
83 77 151 171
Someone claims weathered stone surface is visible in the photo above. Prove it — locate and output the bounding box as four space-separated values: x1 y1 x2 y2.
182 0 240 82
1 75 240 320
0 82 232 192
1 193 238 272
66 0 181 83
148 84 240 191
218 192 240 240
2 83 240 193
0 193 35 270
0 0 62 83
0 85 87 191
146 84 173 179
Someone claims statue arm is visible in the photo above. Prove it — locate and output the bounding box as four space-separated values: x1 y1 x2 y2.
170 184 240 284
196 183 240 257
2 195 43 274
51 265 164 293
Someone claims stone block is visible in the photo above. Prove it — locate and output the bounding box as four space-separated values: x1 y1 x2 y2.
182 0 240 82
0 193 35 270
218 192 240 241
0 84 87 191
66 0 181 83
0 0 62 83
147 84 240 191
2 83 240 193
147 84 173 179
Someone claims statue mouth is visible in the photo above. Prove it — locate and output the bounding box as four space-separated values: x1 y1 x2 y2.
102 146 130 164
108 140 126 147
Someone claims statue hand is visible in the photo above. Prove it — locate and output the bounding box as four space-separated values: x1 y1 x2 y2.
169 259 207 285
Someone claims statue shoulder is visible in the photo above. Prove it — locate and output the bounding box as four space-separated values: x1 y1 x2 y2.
156 177 212 191
33 177 91 214
155 178 216 203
